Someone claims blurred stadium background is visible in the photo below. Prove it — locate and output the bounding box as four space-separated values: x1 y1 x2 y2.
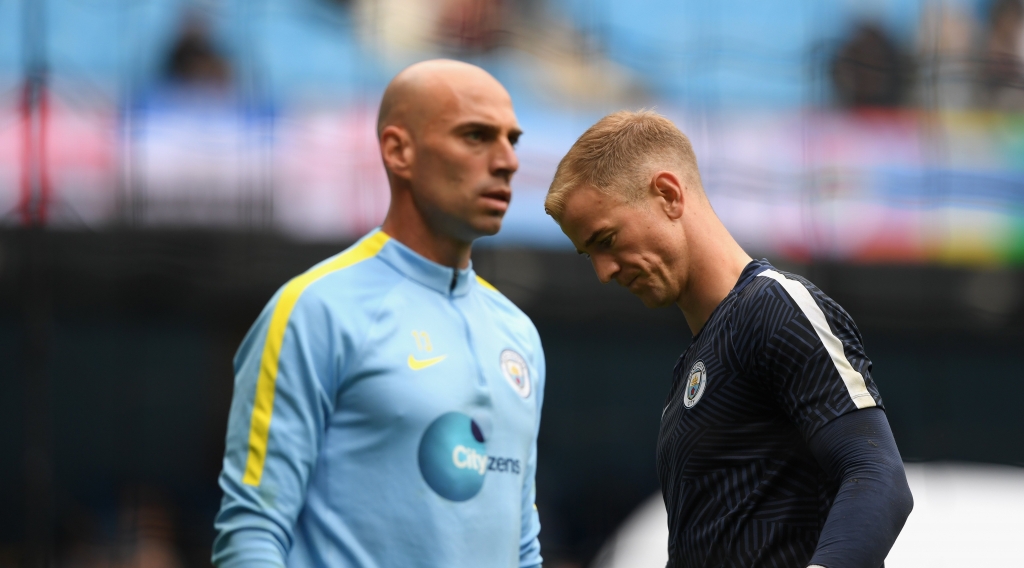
2 0 1024 565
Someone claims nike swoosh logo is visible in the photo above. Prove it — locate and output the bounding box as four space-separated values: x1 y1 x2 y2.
407 353 448 371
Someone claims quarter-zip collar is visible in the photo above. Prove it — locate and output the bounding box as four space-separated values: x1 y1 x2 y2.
373 229 476 297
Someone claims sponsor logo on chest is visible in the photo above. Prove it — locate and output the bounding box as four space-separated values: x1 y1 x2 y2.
418 412 522 502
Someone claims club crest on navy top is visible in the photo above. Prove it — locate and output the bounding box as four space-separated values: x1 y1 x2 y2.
683 360 707 409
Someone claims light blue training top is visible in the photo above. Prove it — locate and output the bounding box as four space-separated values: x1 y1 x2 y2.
213 229 545 567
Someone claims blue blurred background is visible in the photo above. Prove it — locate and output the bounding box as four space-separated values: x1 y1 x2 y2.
1 0 1023 566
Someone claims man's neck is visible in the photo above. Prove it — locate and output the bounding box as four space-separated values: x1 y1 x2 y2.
676 220 752 336
380 211 473 270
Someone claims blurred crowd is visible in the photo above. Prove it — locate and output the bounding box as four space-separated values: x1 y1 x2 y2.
149 0 637 106
141 0 1024 110
833 0 1024 109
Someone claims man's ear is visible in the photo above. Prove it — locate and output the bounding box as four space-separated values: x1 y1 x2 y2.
651 171 684 220
380 125 414 181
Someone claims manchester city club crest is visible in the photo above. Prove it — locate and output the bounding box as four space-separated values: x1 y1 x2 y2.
499 349 531 398
683 360 707 408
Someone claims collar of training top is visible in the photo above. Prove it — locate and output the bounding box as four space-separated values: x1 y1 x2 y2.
690 258 775 342
374 229 477 297
733 258 774 295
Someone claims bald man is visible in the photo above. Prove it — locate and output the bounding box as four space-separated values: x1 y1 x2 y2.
213 60 545 568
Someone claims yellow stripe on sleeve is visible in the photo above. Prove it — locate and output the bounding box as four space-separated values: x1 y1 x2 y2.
475 275 499 292
242 231 390 486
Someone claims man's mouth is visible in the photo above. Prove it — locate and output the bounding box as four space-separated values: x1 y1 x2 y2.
479 187 511 212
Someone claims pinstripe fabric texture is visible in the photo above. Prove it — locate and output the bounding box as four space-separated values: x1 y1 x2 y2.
657 260 884 568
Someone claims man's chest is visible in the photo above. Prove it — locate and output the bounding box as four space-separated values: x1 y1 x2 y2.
664 330 774 417
337 292 538 442
658 325 789 470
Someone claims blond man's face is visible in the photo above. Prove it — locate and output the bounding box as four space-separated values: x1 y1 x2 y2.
559 185 687 308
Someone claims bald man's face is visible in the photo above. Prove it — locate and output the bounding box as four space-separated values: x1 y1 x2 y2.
383 71 521 242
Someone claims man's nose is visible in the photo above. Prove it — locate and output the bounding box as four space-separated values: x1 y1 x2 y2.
491 137 519 180
592 254 619 284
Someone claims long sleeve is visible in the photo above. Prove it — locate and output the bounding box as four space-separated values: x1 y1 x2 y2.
806 408 914 568
518 329 546 568
212 287 338 567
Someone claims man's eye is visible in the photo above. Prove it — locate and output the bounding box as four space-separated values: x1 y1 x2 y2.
599 236 614 248
509 135 520 147
466 131 483 141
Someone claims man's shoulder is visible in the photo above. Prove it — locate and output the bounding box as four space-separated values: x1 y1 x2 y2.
474 276 529 319
732 265 830 316
301 252 400 301
269 234 405 322
719 263 847 347
728 264 862 363
472 276 543 349
723 265 784 325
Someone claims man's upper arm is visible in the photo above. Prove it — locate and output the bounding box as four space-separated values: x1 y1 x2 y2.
754 270 884 439
213 288 339 567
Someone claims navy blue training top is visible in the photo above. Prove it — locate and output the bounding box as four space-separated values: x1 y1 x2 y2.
657 259 885 568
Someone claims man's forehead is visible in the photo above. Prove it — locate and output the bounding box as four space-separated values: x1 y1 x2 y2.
560 186 616 243
380 60 517 136
433 85 518 129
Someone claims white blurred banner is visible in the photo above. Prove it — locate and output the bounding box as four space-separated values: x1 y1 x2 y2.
591 462 1024 568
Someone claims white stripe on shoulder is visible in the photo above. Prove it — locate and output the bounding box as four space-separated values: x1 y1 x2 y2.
758 269 876 409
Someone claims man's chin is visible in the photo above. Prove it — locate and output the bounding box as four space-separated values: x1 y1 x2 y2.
469 216 505 239
635 289 674 309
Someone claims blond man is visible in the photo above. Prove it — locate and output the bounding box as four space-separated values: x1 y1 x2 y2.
546 111 912 568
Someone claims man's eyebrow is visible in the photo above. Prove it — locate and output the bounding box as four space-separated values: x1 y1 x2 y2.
454 122 522 138
454 122 499 133
584 229 604 248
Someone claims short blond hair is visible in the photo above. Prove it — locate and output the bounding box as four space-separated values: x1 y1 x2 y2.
545 110 702 221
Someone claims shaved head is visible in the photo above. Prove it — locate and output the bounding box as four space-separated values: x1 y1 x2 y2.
377 59 510 140
376 59 521 268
